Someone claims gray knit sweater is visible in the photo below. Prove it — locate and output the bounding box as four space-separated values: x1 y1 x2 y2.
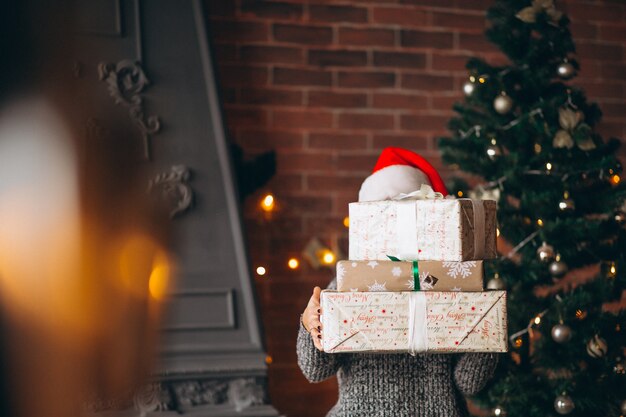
297 281 499 417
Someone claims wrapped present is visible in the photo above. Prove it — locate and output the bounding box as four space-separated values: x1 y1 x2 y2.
336 260 484 292
321 290 507 354
348 186 497 261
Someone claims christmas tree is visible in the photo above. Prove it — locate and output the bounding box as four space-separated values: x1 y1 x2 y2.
438 1 626 416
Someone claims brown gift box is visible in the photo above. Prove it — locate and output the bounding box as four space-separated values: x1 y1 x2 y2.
336 260 484 292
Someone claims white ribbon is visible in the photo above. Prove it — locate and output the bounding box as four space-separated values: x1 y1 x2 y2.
393 184 444 201
408 292 428 355
471 200 485 259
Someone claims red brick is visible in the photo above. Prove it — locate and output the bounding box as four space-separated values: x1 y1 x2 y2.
309 5 368 23
576 59 601 79
308 91 368 108
338 71 396 88
567 3 623 23
338 113 395 130
206 1 236 17
372 133 430 150
601 64 626 79
225 107 269 127
274 67 332 86
266 174 304 193
458 33 499 53
309 133 368 149
402 73 454 91
577 81 624 99
210 20 269 42
218 65 268 86
272 110 334 128
431 11 485 30
400 0 454 6
338 27 396 46
577 42 623 61
401 30 454 49
598 102 626 119
238 129 304 149
401 114 450 130
371 7 429 26
288 195 334 213
220 87 237 104
213 44 238 62
372 93 428 109
373 51 427 69
277 152 335 172
336 154 378 173
598 24 626 42
273 24 333 45
240 88 303 106
308 175 364 192
241 1 303 20
432 53 472 72
240 45 303 64
596 122 625 138
570 22 598 40
431 94 462 110
308 50 368 67
452 0 494 10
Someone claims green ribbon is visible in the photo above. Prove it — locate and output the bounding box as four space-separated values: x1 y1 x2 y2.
387 256 420 291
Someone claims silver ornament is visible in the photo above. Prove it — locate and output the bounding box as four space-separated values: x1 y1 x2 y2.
549 260 568 278
537 242 555 263
557 62 576 79
551 324 572 343
558 198 575 212
586 334 608 358
554 394 575 415
487 276 506 290
494 92 514 114
614 211 626 226
620 399 626 414
463 81 475 96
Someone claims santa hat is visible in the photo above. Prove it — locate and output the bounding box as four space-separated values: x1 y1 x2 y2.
358 147 448 202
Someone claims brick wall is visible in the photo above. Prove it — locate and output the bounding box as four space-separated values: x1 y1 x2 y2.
206 1 626 416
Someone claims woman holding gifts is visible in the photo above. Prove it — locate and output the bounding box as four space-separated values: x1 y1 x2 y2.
297 147 500 417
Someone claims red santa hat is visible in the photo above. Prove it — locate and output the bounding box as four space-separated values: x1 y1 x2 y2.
358 147 448 202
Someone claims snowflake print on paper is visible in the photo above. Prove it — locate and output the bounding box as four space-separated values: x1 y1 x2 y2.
451 286 462 291
351 262 357 267
367 280 387 292
337 262 346 289
367 260 379 269
391 266 402 277
442 261 477 279
406 279 415 290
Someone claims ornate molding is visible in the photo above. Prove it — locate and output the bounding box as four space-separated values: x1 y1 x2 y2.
148 165 193 218
98 59 161 160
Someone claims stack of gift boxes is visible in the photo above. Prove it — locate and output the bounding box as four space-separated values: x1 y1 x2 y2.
321 187 508 354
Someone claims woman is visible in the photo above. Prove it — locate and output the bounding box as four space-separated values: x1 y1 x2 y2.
297 148 500 417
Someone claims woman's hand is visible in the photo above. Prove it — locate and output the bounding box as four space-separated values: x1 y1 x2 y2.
302 286 323 351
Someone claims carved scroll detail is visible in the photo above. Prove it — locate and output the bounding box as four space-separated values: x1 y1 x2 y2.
148 165 193 218
98 59 161 159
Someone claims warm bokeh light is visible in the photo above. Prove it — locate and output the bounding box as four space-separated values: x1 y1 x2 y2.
256 266 267 276
320 249 336 265
457 191 464 197
537 219 544 227
265 355 273 365
149 252 171 300
343 216 350 228
260 193 275 211
514 337 523 348
546 162 553 171
611 174 621 185
534 316 542 325
288 258 299 269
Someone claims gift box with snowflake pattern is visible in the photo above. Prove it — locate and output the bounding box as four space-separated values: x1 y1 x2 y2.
335 260 484 292
348 198 497 261
321 290 507 354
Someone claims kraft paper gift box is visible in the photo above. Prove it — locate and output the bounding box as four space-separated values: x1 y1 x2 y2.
348 190 497 262
321 290 507 354
336 260 484 292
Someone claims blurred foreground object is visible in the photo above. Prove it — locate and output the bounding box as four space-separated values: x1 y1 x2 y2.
0 98 172 417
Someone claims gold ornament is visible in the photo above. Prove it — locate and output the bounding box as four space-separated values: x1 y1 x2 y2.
577 137 596 151
537 242 555 263
487 273 506 290
586 334 608 358
553 130 574 149
549 259 568 278
559 107 583 130
551 323 572 343
517 0 563 24
494 92 514 114
554 394 575 415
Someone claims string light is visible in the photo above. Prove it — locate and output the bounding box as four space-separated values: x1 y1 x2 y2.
320 249 336 265
260 194 275 212
534 143 542 153
546 162 553 171
607 261 617 279
265 355 273 365
287 258 299 269
343 216 350 228
457 190 464 197
537 219 544 227
494 406 505 416
514 337 523 348
469 76 476 82
478 77 486 83
575 309 587 320
611 174 621 185
497 228 500 237
256 266 267 276
534 316 542 325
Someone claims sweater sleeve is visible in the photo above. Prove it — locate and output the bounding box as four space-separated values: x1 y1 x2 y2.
296 321 342 383
453 353 499 396
296 278 342 383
